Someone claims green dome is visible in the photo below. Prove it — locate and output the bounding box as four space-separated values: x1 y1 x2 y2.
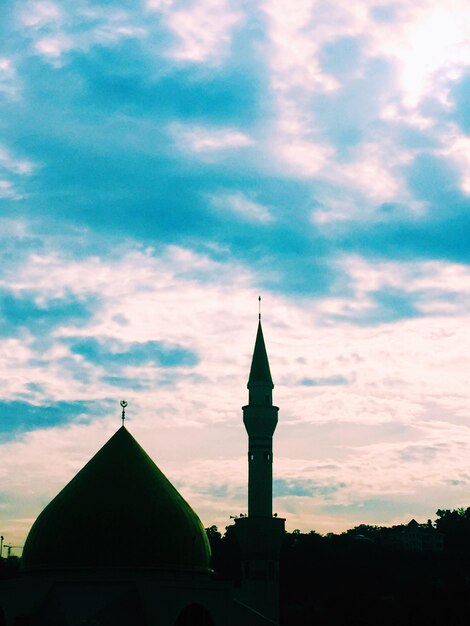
22 427 211 572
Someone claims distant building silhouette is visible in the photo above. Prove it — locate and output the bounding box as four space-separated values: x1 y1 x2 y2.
0 317 283 625
382 519 444 552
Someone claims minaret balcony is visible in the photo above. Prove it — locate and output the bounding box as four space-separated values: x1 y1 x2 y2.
242 405 278 437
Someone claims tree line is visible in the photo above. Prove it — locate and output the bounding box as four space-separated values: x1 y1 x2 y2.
207 508 470 626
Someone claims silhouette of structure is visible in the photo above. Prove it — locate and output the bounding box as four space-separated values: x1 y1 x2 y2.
382 519 444 552
0 316 284 625
234 316 285 622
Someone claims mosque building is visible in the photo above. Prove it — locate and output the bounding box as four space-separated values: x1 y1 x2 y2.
0 316 285 626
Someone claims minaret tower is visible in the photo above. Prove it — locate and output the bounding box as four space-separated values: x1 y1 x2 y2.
244 311 278 517
234 303 285 624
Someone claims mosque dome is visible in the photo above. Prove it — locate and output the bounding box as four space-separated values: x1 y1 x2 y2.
22 426 211 572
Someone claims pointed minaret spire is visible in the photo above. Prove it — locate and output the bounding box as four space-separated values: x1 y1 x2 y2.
248 319 273 389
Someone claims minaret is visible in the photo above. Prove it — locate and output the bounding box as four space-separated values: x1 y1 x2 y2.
233 306 285 624
244 316 278 517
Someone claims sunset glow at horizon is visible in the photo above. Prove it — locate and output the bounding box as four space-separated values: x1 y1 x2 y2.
2 0 470 551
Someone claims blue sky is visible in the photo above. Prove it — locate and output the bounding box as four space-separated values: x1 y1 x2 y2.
2 0 470 548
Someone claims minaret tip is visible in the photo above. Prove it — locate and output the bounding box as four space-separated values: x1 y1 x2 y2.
248 311 273 388
258 296 261 321
120 400 128 427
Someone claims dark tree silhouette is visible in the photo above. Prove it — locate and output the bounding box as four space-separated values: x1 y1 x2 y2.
205 509 470 626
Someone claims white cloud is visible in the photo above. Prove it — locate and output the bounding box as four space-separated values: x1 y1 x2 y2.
163 0 242 63
329 142 410 203
171 123 254 153
263 0 470 108
257 0 470 205
20 0 239 65
0 147 36 200
325 255 470 319
0 180 20 199
272 137 334 177
146 0 174 10
0 147 35 176
20 2 147 63
0 58 20 100
270 132 414 210
438 127 470 196
210 192 274 223
367 2 470 109
262 0 341 94
20 1 62 28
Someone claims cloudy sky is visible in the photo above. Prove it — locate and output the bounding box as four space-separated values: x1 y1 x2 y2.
1 0 470 550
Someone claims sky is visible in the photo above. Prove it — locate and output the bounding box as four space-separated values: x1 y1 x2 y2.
1 0 470 551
